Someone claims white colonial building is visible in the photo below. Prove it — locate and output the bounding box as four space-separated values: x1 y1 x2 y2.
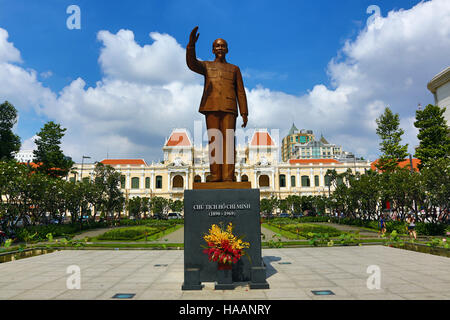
428 66 450 127
70 128 372 201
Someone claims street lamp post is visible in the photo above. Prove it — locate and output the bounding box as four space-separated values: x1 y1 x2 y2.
80 155 91 182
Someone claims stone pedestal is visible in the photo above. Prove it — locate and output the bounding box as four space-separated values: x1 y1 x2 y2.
181 188 269 290
215 267 235 290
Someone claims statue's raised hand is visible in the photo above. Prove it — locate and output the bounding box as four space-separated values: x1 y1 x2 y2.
189 26 200 45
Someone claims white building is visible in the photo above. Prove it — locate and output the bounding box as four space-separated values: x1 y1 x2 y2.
428 66 450 126
70 128 372 201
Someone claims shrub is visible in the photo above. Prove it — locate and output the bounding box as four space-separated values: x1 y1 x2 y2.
14 221 109 242
330 217 446 236
338 232 360 246
267 222 342 238
97 226 159 241
415 223 446 236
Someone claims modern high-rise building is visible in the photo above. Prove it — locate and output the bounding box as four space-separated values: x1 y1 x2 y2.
281 123 314 162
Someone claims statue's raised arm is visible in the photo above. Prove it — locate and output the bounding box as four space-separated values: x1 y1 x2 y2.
186 26 205 75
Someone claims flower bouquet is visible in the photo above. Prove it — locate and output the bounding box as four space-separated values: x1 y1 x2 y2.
203 223 250 268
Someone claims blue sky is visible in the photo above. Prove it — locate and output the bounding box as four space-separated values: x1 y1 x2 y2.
0 0 447 162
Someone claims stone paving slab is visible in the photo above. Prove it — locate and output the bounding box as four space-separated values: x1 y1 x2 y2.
0 246 449 300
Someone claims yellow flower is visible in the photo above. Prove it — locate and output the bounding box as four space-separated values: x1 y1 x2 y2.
203 222 250 250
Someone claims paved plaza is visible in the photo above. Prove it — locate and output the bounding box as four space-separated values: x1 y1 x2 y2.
0 246 449 300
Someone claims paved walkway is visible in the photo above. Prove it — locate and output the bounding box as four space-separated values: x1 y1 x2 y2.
0 246 448 300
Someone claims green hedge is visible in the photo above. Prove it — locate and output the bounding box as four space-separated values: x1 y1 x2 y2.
267 222 341 238
330 217 447 236
265 216 330 225
13 218 184 242
116 218 184 226
97 226 160 241
15 221 109 242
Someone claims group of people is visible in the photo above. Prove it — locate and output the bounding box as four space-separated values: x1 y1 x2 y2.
378 213 417 240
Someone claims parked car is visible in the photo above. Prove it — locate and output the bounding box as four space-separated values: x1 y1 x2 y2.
278 213 290 218
168 212 183 220
292 213 303 219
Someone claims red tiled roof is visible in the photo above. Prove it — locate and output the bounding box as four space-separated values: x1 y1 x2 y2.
250 132 275 146
289 159 340 165
165 132 191 147
101 159 147 166
371 158 420 172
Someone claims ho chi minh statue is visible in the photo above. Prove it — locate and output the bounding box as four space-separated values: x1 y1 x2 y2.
186 26 248 183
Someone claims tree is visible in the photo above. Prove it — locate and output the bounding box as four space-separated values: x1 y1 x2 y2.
260 196 278 216
277 199 289 213
0 101 21 160
92 162 124 220
420 158 450 219
414 104 450 169
169 199 184 213
375 107 409 172
33 121 73 177
152 196 169 218
128 197 142 218
285 195 302 214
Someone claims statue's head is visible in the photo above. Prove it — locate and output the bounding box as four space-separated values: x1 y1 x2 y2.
212 38 228 58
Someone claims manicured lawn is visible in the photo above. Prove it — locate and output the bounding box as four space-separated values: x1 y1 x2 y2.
89 224 183 242
263 222 342 240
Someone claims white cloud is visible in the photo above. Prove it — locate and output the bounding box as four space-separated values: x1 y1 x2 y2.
0 28 21 63
40 71 53 79
97 30 199 85
21 135 37 150
2 0 450 163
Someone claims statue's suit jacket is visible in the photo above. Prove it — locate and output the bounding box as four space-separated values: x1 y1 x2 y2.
186 44 248 117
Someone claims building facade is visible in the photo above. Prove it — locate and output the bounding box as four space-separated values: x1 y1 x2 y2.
292 135 347 160
428 66 450 127
70 128 372 201
282 123 348 161
281 123 314 162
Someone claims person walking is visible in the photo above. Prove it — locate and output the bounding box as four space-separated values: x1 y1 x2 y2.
406 214 417 241
378 214 387 237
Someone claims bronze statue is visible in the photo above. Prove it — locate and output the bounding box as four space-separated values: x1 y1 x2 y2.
186 26 248 182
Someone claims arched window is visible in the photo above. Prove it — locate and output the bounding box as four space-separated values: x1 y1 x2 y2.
131 177 140 189
155 176 163 189
241 174 249 182
194 175 202 183
145 177 150 189
206 175 213 182
291 176 296 187
314 175 320 187
301 175 310 187
279 174 286 188
120 175 126 188
259 175 270 187
172 175 184 189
